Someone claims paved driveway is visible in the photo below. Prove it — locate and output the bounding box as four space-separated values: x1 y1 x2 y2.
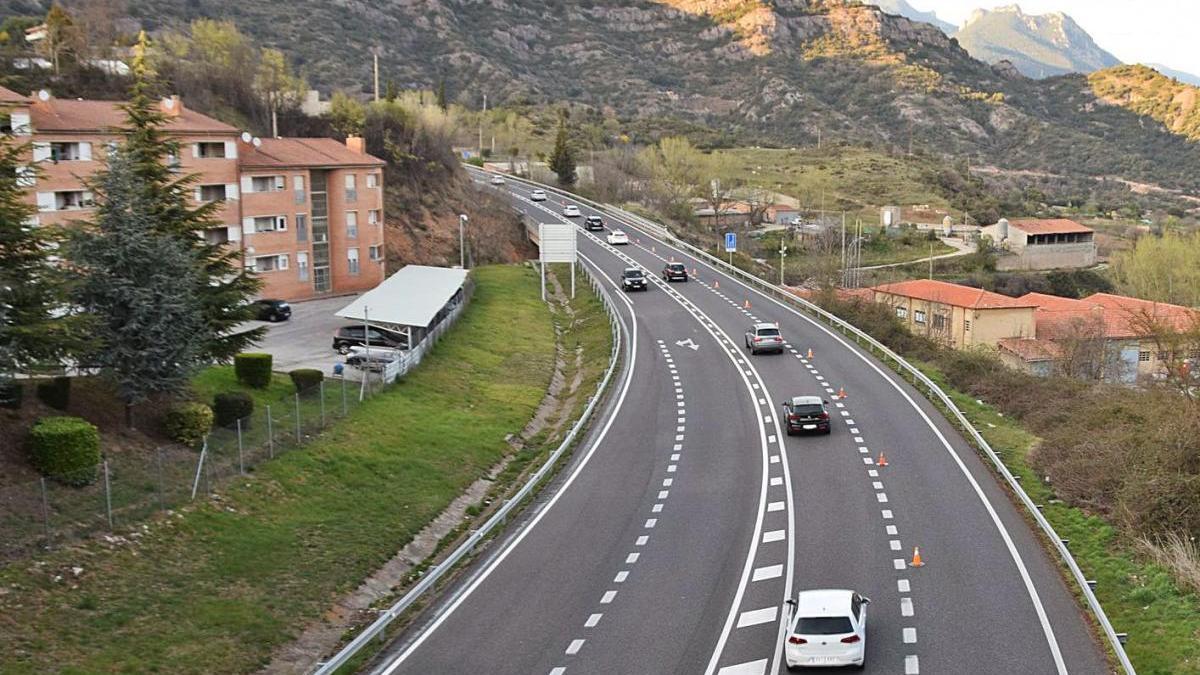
240 295 365 380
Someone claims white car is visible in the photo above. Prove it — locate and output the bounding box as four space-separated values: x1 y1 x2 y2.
489 175 505 185
607 230 630 246
563 204 582 218
784 589 868 670
530 189 547 201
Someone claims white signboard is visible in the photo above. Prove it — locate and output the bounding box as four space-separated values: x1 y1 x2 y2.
539 223 577 263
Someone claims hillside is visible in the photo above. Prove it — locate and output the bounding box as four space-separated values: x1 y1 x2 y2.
1088 64 1200 142
871 0 955 35
953 5 1120 78
22 0 1200 193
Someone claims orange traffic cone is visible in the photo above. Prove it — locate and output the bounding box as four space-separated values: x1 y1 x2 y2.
837 387 847 399
714 280 720 289
743 300 752 309
909 547 925 568
806 348 813 359
692 268 698 276
652 245 656 253
877 452 889 467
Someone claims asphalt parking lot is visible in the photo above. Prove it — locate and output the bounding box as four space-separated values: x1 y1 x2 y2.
240 295 366 381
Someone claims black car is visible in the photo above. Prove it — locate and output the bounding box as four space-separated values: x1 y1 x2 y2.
621 267 648 292
662 262 688 282
585 215 605 231
254 299 292 322
332 324 409 354
781 396 832 435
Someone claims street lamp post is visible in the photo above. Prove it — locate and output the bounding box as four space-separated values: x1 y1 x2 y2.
458 214 468 268
779 240 787 287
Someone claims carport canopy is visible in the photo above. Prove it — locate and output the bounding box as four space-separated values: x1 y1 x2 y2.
335 265 469 328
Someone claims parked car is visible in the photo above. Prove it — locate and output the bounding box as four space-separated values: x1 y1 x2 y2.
620 268 648 292
662 262 688 282
745 322 784 354
332 324 409 354
563 204 582 218
530 189 547 201
584 215 604 231
607 230 630 245
489 174 505 185
781 395 831 435
253 298 291 322
344 345 402 372
784 589 869 669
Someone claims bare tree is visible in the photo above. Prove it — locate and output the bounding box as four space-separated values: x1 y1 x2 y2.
1126 308 1200 399
1042 313 1110 381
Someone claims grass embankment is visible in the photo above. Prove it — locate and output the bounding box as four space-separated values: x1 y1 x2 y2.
191 365 295 409
0 264 608 674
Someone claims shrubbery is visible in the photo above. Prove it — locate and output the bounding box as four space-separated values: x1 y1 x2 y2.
163 402 214 447
234 353 273 389
212 391 254 428
36 376 71 411
0 379 22 409
288 368 324 393
27 416 101 486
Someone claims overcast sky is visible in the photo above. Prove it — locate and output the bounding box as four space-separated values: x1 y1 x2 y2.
906 1 1200 75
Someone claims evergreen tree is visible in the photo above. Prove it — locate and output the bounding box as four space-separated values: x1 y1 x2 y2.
436 78 448 111
69 150 206 427
0 131 85 378
548 112 577 187
120 33 263 361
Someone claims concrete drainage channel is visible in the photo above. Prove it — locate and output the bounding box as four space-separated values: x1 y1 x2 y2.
312 262 628 675
480 167 1137 675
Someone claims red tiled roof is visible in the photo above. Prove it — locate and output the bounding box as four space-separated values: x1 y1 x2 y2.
1082 293 1199 334
30 98 236 134
238 137 385 169
1017 292 1199 339
998 337 1061 362
0 86 30 104
1009 219 1093 235
873 279 1038 310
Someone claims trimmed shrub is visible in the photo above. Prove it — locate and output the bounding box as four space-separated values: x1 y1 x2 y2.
289 368 324 393
27 416 100 486
212 391 254 428
234 352 273 389
0 379 22 409
36 376 71 411
163 402 214 447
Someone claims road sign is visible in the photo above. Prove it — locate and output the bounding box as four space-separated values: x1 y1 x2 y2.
724 232 737 253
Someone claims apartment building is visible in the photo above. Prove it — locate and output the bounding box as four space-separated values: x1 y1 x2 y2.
0 86 385 301
871 279 1038 349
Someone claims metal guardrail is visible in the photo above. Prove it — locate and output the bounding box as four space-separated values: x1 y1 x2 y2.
489 168 1136 675
314 262 626 674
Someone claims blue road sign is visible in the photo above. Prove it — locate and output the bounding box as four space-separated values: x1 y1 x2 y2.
724 232 737 253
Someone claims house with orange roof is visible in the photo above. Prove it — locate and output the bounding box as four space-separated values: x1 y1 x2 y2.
871 279 1038 349
979 218 1097 270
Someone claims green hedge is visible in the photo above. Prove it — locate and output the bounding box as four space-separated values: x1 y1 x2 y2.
212 391 254 428
27 416 101 486
36 376 71 411
234 353 273 389
0 379 21 409
289 368 324 393
163 402 214 447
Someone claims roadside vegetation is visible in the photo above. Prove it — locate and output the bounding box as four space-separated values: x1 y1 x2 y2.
0 264 616 674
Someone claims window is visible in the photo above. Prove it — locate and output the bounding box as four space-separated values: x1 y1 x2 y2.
369 244 382 261
204 228 230 246
346 211 358 239
913 309 927 324
368 209 381 225
366 173 379 188
251 215 287 233
850 594 863 621
250 175 285 193
1138 351 1151 363
196 184 228 202
9 111 30 136
297 252 309 281
895 306 908 319
293 175 306 204
250 254 288 272
347 247 360 275
1158 351 1169 362
49 142 90 161
964 319 972 331
166 152 181 171
195 142 226 159
796 616 854 635
296 214 308 242
932 314 948 331
344 174 357 203
15 165 35 188
45 190 93 211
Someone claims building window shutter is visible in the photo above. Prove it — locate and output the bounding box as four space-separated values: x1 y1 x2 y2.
242 217 255 235
225 183 239 200
191 143 200 158
277 254 289 270
193 187 203 202
276 215 287 231
36 192 55 211
224 141 238 159
240 176 254 194
274 175 285 191
78 142 92 161
228 225 241 242
15 165 35 187
10 112 30 135
82 191 94 206
32 142 51 162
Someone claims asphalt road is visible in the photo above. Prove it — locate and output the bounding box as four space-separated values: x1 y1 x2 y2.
368 171 1110 675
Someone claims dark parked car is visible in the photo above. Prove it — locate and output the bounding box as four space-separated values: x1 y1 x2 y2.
332 325 409 354
254 299 291 322
621 267 648 292
781 395 832 435
662 262 688 282
585 215 605 231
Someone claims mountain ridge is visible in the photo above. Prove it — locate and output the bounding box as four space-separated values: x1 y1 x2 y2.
953 4 1120 78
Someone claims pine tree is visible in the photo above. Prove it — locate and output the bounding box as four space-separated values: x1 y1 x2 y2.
69 150 207 427
548 112 576 187
436 78 448 111
120 32 264 361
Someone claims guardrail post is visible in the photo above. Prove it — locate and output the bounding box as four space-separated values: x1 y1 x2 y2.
266 405 274 458
102 459 113 529
236 418 245 475
295 392 302 442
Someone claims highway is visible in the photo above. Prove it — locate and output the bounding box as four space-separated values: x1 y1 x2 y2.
367 170 1111 675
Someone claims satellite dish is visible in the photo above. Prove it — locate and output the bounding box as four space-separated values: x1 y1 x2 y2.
240 131 252 143
252 137 262 148
37 89 50 101
161 97 175 109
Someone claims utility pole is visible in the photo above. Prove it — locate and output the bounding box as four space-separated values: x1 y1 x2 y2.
459 214 468 268
840 212 846 288
929 242 934 280
478 93 488 156
372 50 380 102
779 238 788 286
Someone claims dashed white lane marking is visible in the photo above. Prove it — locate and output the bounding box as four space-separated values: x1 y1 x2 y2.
585 613 603 628
626 553 640 564
769 455 780 464
614 571 629 583
898 579 910 593
893 559 907 570
667 465 678 473
769 477 783 486
550 668 566 675
658 490 669 499
673 443 683 450
882 509 894 519
890 540 903 551
876 493 889 503
905 654 920 674
670 453 680 461
762 530 786 543
737 606 778 628
901 597 915 617
903 627 917 643
645 519 657 528
566 639 585 655
652 504 664 513
716 659 768 675
767 501 785 512
873 481 885 490
868 469 879 477
636 535 649 546
752 564 784 582
663 478 673 487
767 434 777 443
862 458 873 465
886 525 898 535
601 591 617 604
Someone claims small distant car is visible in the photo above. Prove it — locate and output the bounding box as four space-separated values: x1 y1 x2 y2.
781 396 831 435
489 174 505 185
332 325 409 354
784 589 869 669
530 189 547 201
563 204 582 218
662 262 688 282
253 298 291 322
745 322 784 354
584 215 604 231
607 230 630 245
620 267 648 292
